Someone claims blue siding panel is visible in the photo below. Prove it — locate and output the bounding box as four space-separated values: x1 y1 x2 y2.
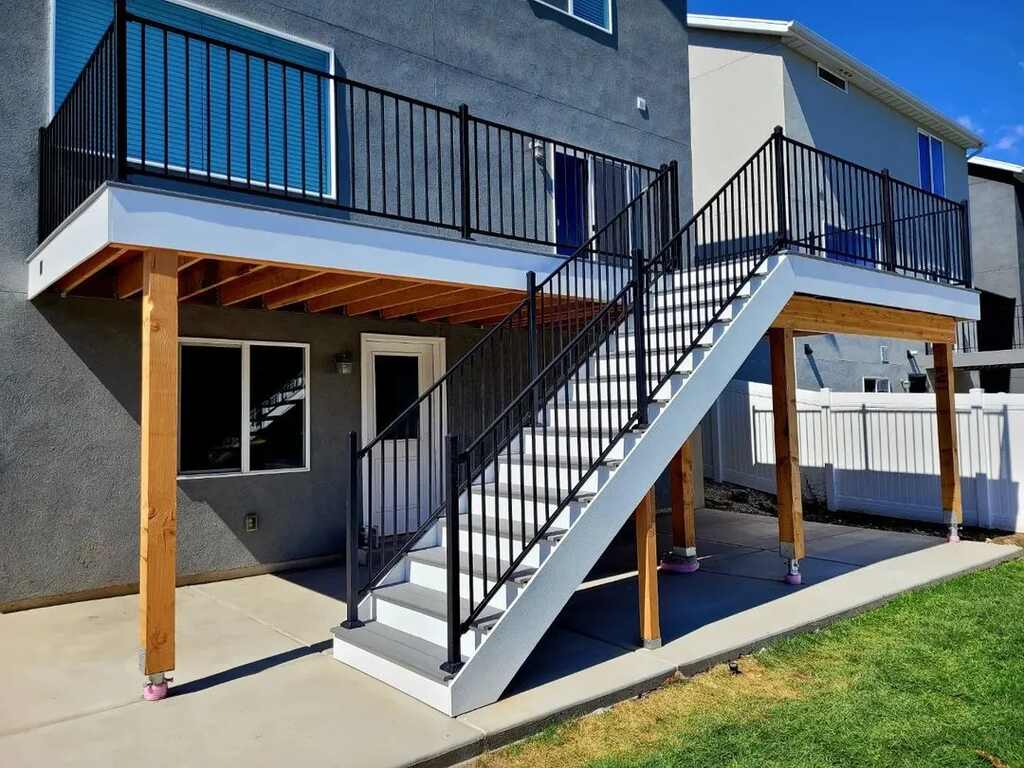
56 0 331 194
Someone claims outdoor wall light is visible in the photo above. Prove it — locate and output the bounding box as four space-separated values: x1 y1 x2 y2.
335 352 353 375
529 139 546 163
636 96 647 114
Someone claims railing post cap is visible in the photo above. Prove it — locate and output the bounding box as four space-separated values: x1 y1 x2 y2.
772 125 784 135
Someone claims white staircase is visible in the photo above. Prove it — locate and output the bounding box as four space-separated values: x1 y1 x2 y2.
332 253 793 715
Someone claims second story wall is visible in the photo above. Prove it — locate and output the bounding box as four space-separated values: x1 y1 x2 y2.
688 28 784 208
781 46 969 204
968 170 1024 303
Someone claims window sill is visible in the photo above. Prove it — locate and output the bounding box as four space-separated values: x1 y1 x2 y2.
177 467 310 481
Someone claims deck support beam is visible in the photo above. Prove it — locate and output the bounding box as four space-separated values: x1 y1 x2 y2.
138 249 178 700
769 326 805 585
933 342 962 542
634 488 661 649
663 436 699 573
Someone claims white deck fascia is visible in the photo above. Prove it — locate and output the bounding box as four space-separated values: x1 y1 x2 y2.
26 183 565 300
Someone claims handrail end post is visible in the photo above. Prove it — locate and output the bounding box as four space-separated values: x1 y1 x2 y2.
341 430 364 629
631 248 650 428
458 104 472 240
440 434 464 675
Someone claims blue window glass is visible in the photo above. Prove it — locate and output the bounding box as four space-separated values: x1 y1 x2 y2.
918 132 945 195
917 132 932 193
825 224 876 268
572 0 610 29
53 0 332 195
930 138 945 196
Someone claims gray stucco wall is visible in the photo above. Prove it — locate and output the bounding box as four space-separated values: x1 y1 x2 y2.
735 333 932 393
782 47 969 202
0 1 692 606
968 173 1024 303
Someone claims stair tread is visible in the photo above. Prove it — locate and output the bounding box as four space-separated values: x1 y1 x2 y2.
454 511 567 540
476 479 593 504
332 619 457 683
408 545 537 581
374 582 504 627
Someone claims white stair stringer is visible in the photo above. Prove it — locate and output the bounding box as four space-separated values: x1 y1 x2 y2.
442 254 795 715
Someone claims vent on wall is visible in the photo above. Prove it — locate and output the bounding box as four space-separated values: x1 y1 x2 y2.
817 64 848 93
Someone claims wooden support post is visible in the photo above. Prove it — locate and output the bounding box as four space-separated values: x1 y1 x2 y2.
769 327 805 584
664 436 700 573
139 249 178 696
634 489 661 649
933 342 962 542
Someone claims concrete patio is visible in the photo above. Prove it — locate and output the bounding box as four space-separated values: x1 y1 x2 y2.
1 508 1017 768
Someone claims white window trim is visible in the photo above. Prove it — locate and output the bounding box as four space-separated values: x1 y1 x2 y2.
862 376 891 393
917 129 945 195
534 0 613 33
816 63 848 93
177 337 311 480
48 0 338 200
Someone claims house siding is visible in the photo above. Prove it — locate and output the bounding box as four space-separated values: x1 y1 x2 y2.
0 0 692 606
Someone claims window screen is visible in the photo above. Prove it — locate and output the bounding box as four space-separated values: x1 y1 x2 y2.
536 0 612 32
918 132 945 195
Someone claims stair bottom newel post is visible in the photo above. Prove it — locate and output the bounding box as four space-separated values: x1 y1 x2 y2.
441 434 464 676
342 431 363 629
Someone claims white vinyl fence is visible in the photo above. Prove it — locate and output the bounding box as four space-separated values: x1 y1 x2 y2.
702 381 1024 532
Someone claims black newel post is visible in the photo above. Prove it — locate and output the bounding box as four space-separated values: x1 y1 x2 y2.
440 434 464 674
115 0 128 182
880 169 897 273
458 104 472 239
342 431 363 629
772 126 788 247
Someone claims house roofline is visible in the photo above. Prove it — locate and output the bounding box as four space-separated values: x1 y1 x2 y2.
687 13 985 151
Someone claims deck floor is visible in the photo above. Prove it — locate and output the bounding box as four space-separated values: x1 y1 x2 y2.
1 508 1017 768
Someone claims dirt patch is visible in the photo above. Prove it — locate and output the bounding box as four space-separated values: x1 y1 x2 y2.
703 479 1011 543
472 657 807 768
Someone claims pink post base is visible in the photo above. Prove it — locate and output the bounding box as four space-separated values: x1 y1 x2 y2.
784 572 802 586
661 558 700 574
143 681 169 701
947 523 961 544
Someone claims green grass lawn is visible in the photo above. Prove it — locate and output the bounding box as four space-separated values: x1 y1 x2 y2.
476 558 1024 768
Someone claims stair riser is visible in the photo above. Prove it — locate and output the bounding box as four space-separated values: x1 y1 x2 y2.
590 349 707 379
545 403 663 432
373 597 486 656
673 261 770 288
625 296 746 329
616 321 727 353
561 373 686 406
514 431 639 462
445 525 554 568
468 489 579 528
408 560 523 611
493 460 609 495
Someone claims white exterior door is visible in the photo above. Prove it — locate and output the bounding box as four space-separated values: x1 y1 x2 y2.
361 334 445 537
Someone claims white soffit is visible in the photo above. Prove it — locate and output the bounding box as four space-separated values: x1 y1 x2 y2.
687 14 984 150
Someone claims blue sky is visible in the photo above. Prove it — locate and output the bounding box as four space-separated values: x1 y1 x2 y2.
689 0 1024 163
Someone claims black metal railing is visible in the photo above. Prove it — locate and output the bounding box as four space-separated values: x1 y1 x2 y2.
343 127 974 671
343 164 678 636
778 135 972 285
945 304 1024 354
38 26 119 241
38 5 657 245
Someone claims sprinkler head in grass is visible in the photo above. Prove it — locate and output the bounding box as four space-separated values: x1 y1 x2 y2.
728 660 741 675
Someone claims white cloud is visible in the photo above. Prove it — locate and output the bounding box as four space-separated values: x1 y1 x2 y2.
994 125 1024 152
956 115 983 134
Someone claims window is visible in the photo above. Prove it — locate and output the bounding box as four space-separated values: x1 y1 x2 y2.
535 0 613 33
179 339 309 477
918 131 945 196
374 355 420 439
863 377 891 393
879 345 889 364
816 64 848 93
53 0 334 195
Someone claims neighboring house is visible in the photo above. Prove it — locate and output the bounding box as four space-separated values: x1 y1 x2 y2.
687 14 983 393
2 0 979 717
921 157 1024 392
